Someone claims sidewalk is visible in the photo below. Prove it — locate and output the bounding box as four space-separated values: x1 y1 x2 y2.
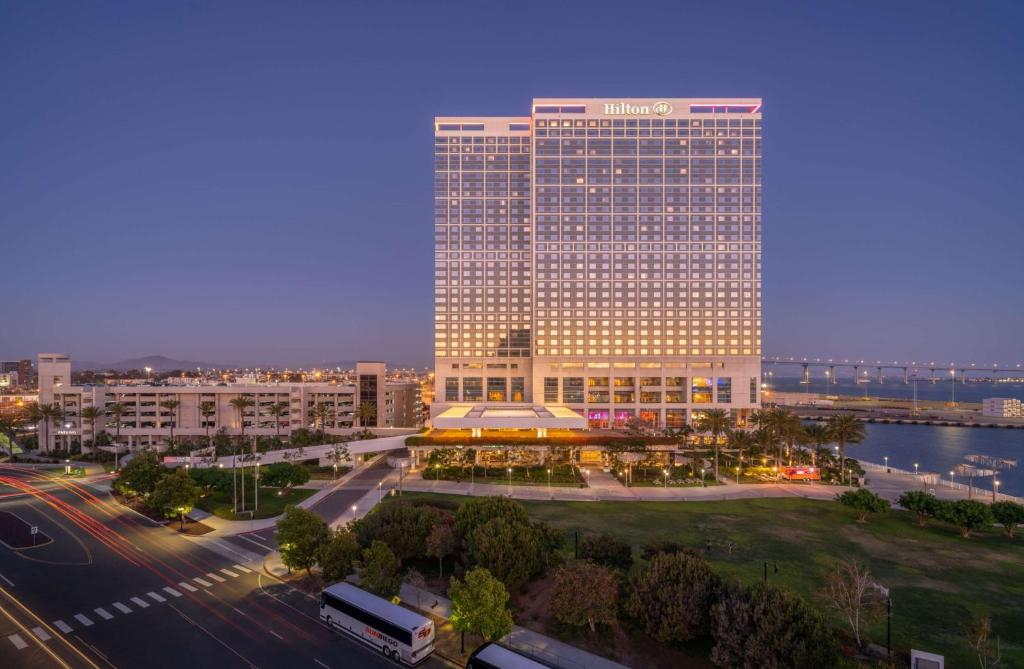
860 460 1023 504
399 583 629 669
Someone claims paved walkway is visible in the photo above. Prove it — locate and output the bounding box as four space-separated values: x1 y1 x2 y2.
860 460 1022 504
400 583 629 669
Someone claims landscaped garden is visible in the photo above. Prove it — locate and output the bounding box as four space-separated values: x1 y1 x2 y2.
384 492 1023 668
611 464 720 487
194 484 315 520
422 463 587 487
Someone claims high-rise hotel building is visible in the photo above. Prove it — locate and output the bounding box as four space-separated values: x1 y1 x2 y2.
433 99 761 430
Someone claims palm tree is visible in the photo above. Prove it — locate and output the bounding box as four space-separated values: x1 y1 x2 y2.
0 411 25 460
763 407 801 472
802 422 832 467
695 408 731 481
357 402 376 428
159 399 181 444
80 406 103 454
664 424 694 475
229 396 256 514
27 402 61 453
229 396 255 439
199 401 216 447
308 402 334 431
828 414 866 484
726 429 756 482
267 402 288 438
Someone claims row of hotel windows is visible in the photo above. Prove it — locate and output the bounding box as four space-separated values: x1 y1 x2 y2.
533 118 759 128
442 376 757 404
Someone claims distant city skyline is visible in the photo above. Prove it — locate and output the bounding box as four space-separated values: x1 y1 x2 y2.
2 1 1022 366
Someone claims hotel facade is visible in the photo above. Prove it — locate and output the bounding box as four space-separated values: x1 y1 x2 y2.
433 98 762 431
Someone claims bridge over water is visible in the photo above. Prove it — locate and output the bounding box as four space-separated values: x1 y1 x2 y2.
763 356 1024 385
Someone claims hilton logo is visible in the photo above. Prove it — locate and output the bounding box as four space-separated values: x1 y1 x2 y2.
604 101 673 116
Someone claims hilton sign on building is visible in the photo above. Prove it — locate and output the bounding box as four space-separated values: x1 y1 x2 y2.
433 98 762 433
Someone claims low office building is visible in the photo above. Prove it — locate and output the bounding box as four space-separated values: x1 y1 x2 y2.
982 397 1022 418
35 354 421 451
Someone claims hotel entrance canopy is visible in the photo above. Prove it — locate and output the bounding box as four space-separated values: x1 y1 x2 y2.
433 405 586 432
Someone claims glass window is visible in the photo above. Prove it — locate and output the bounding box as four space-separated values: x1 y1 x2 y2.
750 377 758 404
511 377 524 402
717 377 732 403
544 377 559 403
613 377 635 387
463 377 483 402
587 377 609 387
666 409 686 429
640 377 661 386
613 391 635 403
563 378 584 403
587 390 609 403
640 392 661 403
665 390 686 403
445 378 459 402
692 377 712 403
487 377 507 402
665 376 686 387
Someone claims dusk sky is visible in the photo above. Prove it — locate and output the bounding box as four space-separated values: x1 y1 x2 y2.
2 1 1022 368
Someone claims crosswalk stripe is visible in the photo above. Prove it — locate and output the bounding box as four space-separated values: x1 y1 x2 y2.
206 572 226 583
73 613 94 627
31 627 51 641
130 597 150 609
147 591 166 603
193 577 212 587
178 581 198 592
94 607 114 620
220 568 239 578
53 620 72 633
113 602 132 614
163 586 182 598
8 634 27 650
233 564 252 573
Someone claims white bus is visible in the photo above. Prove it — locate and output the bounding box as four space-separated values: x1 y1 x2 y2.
320 582 435 665
466 642 554 669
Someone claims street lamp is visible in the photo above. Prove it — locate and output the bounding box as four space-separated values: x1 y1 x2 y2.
351 504 357 521
993 480 1000 503
824 369 831 396
701 467 706 487
254 462 260 514
949 470 955 489
884 456 889 473
378 481 382 503
914 463 919 476
546 468 551 493
735 466 740 484
663 468 669 487
949 368 956 404
507 467 513 493
333 462 338 480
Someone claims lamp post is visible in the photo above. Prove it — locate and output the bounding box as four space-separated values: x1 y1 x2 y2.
824 369 831 396
378 481 382 504
993 480 999 503
507 467 512 495
546 468 551 494
351 504 357 522
663 468 669 488
914 462 919 476
333 462 338 480
884 456 889 473
254 461 260 514
848 469 852 488
701 467 706 488
949 368 956 405
949 470 954 489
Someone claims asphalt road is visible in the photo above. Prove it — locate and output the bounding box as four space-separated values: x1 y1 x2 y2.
220 458 393 559
0 465 444 669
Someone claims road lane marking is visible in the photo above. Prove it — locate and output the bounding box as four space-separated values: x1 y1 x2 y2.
7 633 27 649
146 592 166 603
163 587 182 598
206 572 226 583
93 608 113 620
193 577 213 587
130 597 150 609
212 539 253 560
53 620 72 633
112 602 132 614
0 572 14 587
220 569 239 578
236 535 270 550
268 629 283 640
31 626 51 641
73 613 94 627
314 660 329 669
233 564 252 573
177 581 198 592
169 604 257 669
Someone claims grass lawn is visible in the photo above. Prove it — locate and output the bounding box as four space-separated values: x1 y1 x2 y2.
195 486 316 520
393 493 1024 667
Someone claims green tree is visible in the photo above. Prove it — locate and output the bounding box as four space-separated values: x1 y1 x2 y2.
199 401 216 446
267 402 289 438
353 501 440 563
802 422 832 466
260 462 311 489
357 402 376 428
308 401 334 431
454 496 530 547
550 560 618 633
276 505 329 576
27 402 61 453
358 540 401 598
449 567 513 642
318 528 361 582
897 490 940 527
696 408 731 481
990 501 1024 538
828 414 866 484
115 449 165 497
107 402 127 458
579 533 633 570
725 429 756 479
149 469 200 529
711 583 840 669
627 550 721 642
425 521 455 579
837 489 890 523
936 499 995 538
0 410 26 460
159 399 181 442
80 406 103 454
470 517 544 590
229 396 255 439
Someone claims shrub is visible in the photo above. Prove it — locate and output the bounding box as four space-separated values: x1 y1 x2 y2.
449 567 513 641
470 517 545 590
353 501 442 563
627 550 720 642
319 528 361 582
936 499 995 538
260 461 310 488
114 449 164 497
550 561 618 632
454 496 530 546
837 489 890 522
579 533 633 570
897 490 940 526
990 501 1024 538
711 583 840 669
357 540 401 599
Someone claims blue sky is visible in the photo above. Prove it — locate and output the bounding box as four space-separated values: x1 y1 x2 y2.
2 1 1022 367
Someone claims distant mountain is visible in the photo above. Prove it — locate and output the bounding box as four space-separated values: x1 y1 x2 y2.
76 355 219 372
